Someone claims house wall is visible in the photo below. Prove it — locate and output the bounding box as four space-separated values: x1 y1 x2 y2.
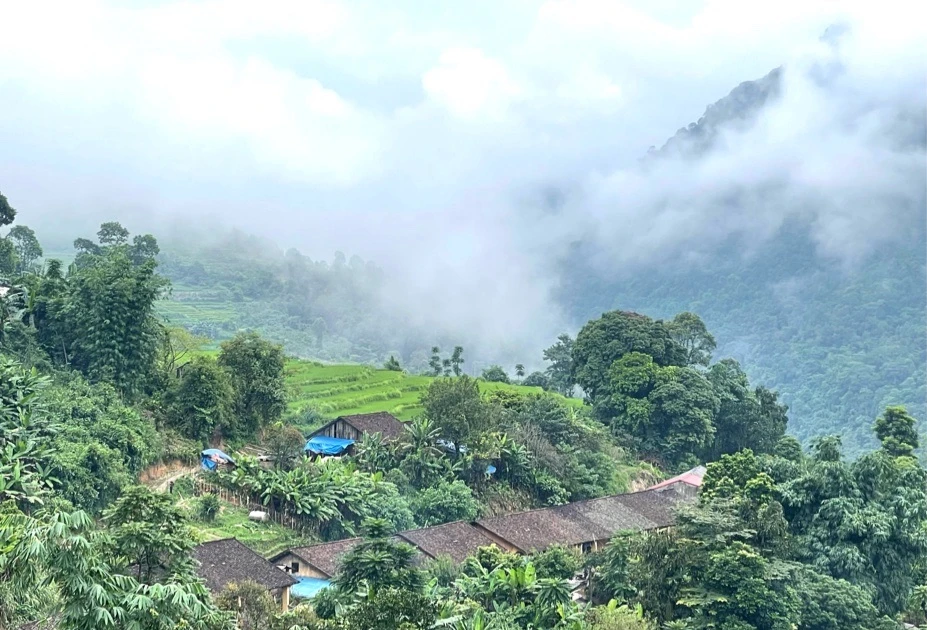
315 420 361 442
272 553 330 580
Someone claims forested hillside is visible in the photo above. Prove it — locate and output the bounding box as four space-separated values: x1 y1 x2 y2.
3 191 927 628
560 66 927 455
143 63 926 456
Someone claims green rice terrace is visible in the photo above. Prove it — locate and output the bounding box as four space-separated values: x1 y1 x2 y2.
283 359 582 431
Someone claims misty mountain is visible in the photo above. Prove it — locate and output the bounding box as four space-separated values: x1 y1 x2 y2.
558 66 927 455
653 67 782 158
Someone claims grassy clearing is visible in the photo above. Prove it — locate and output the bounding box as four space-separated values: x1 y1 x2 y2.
176 494 313 557
283 359 582 429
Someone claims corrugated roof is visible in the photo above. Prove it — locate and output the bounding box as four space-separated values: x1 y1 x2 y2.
649 465 706 491
192 538 297 593
397 521 499 564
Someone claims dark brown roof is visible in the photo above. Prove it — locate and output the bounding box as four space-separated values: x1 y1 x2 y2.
397 521 498 564
273 538 362 578
338 412 406 441
475 485 691 552
192 538 297 593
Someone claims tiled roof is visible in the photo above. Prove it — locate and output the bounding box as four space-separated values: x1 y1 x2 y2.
396 521 499 564
338 412 406 441
475 485 690 552
274 538 362 579
192 538 297 593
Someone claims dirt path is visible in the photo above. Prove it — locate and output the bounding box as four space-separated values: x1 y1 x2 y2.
141 461 199 493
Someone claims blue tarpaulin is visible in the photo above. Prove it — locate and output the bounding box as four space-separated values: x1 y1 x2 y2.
305 436 355 456
291 577 330 599
200 449 235 471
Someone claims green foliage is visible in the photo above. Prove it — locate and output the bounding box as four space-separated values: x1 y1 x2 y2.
531 545 582 580
1 507 233 630
522 371 550 389
334 518 424 595
778 416 927 615
560 229 926 456
573 309 787 467
874 405 919 457
572 311 686 401
422 376 497 454
102 485 192 584
543 333 575 396
216 580 278 630
667 312 716 367
411 479 480 526
43 374 161 512
481 365 511 383
0 189 16 226
218 331 287 435
166 355 234 443
384 355 402 371
198 492 221 521
60 228 169 397
340 587 437 630
0 357 57 505
265 422 307 470
6 225 43 273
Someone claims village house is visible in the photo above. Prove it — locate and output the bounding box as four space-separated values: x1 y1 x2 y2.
271 477 700 591
304 411 406 457
395 521 500 564
192 538 297 612
271 537 362 581
473 482 693 554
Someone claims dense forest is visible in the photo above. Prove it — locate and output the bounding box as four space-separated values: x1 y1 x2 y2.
2 189 927 629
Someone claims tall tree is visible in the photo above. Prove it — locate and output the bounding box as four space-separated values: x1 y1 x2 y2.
450 345 465 376
705 359 788 460
421 375 496 456
0 189 15 226
61 246 168 397
217 331 287 436
667 311 716 367
6 225 43 274
97 221 130 246
874 405 919 457
0 190 16 274
543 333 575 396
429 346 443 376
166 356 235 442
572 311 686 401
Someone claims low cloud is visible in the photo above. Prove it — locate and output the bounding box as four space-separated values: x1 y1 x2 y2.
0 0 923 363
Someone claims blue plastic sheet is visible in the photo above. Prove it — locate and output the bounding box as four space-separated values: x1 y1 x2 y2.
200 449 235 471
304 436 355 456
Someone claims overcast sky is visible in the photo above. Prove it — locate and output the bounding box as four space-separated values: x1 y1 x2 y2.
1 0 924 357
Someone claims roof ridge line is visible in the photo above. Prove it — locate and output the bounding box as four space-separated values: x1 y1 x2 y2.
475 480 689 523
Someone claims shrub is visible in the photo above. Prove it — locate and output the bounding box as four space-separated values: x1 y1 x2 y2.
411 480 480 526
532 545 582 580
197 493 220 521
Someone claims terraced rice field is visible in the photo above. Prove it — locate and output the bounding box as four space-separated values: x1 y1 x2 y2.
283 359 581 430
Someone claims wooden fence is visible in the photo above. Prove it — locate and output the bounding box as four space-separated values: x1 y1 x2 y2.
193 477 317 534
